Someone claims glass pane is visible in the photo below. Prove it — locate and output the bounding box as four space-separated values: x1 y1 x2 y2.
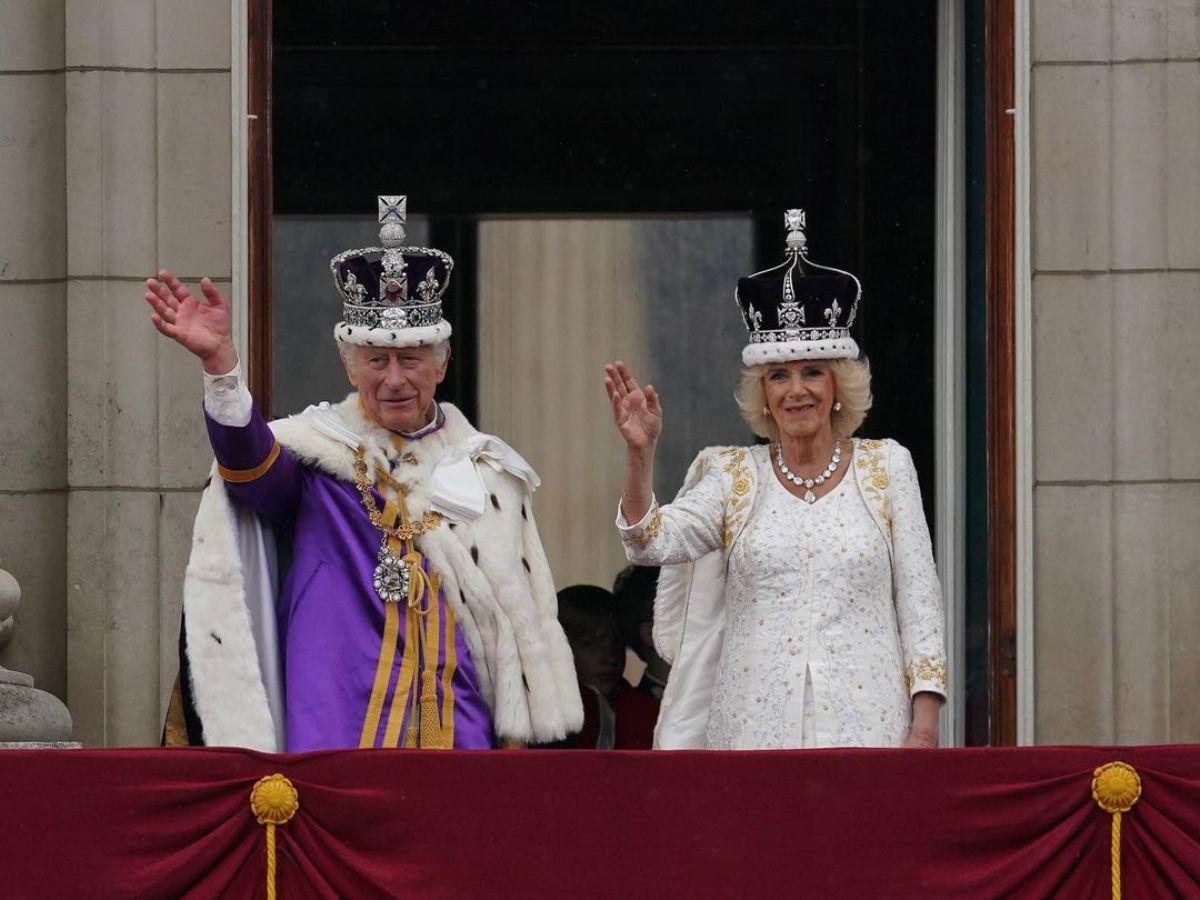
477 216 754 588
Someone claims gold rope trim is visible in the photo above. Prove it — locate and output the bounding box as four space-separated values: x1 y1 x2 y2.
1092 761 1142 900
382 601 420 747
439 580 457 749
250 774 299 900
358 601 401 748
217 440 282 483
418 572 443 748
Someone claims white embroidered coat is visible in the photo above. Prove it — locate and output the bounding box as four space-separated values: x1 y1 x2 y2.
618 438 947 749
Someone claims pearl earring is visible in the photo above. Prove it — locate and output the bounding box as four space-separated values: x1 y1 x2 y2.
762 406 771 416
833 401 843 412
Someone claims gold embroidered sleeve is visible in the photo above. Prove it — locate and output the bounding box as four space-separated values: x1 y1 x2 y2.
906 656 949 695
614 451 728 565
625 503 663 549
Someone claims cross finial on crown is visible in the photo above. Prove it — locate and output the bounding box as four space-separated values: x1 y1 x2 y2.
784 208 808 252
378 195 407 247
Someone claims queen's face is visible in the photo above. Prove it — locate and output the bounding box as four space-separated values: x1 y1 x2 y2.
763 361 836 440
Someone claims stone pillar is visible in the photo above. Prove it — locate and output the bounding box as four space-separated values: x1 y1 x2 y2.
63 0 233 746
0 1 69 700
1031 0 1200 743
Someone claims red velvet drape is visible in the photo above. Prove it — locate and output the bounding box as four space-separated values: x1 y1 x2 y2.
3 745 1199 898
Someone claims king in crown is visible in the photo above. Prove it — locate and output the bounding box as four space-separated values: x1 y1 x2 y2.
145 195 582 754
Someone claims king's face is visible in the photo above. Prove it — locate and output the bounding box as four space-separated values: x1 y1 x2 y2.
345 344 449 432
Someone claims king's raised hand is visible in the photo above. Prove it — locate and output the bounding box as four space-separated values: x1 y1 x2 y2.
604 361 663 454
145 270 238 374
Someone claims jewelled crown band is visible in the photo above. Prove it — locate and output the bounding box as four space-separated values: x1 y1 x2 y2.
735 209 862 366
331 195 456 349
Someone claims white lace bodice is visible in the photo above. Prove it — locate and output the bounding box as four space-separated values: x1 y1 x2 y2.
708 463 908 748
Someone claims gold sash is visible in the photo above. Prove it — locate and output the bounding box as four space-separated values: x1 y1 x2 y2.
358 472 456 749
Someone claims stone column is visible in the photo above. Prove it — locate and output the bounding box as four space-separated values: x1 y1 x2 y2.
63 0 233 746
1031 0 1200 743
0 2 69 700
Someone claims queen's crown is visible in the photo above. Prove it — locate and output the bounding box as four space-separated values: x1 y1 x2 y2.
734 209 861 347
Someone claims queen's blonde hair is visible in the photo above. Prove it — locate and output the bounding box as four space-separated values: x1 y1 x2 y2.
735 357 872 441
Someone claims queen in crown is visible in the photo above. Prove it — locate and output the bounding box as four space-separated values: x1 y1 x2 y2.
604 210 947 750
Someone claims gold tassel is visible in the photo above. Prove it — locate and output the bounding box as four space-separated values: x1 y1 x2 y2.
419 670 442 748
1092 762 1142 899
390 602 421 748
250 774 299 900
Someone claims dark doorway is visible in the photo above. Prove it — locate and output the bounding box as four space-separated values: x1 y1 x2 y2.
271 0 939 514
262 0 1008 738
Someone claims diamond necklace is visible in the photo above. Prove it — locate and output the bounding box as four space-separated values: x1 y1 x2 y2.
775 440 841 504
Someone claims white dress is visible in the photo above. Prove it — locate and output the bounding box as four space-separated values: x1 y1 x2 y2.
618 440 945 750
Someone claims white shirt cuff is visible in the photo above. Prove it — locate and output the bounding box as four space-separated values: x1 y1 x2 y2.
203 360 253 427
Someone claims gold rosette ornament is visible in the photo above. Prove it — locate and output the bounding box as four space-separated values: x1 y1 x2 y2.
1091 762 1142 900
250 774 300 900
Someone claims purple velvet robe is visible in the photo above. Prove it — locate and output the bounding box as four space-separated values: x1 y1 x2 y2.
205 404 494 752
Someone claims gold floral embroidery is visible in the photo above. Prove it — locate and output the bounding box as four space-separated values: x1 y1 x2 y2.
627 504 663 549
720 448 753 547
855 439 893 532
906 656 948 692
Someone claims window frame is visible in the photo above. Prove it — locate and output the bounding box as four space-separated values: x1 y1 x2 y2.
236 0 1023 746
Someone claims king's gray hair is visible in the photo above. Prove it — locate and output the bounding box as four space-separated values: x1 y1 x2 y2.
339 339 451 371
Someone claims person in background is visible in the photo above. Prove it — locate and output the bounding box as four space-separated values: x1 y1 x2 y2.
555 585 659 750
612 565 670 703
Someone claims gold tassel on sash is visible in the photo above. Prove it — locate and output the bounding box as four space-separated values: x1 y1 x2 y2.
250 774 299 900
1092 761 1142 900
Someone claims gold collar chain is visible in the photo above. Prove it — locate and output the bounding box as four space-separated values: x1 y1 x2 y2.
352 449 443 541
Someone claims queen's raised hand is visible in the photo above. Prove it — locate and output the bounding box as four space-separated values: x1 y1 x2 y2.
604 361 663 455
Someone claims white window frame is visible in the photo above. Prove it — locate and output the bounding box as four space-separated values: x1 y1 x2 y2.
934 0 967 747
